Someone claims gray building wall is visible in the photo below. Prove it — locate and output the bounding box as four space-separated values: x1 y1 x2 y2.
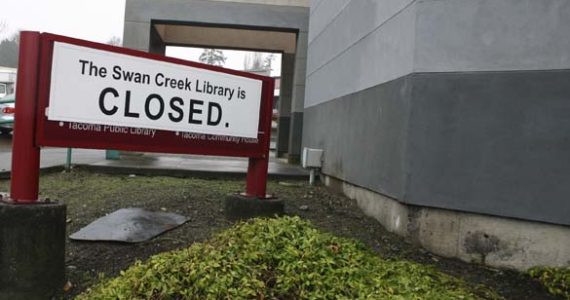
414 0 570 72
303 0 570 226
305 0 415 107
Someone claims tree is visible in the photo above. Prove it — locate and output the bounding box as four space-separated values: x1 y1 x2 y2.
199 49 226 66
263 54 275 71
244 53 274 72
0 20 7 36
243 52 263 71
106 36 122 46
0 33 19 68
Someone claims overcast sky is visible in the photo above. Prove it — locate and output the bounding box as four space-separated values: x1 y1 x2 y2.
1 0 126 43
1 0 280 75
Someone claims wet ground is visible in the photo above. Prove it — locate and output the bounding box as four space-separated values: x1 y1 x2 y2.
0 170 558 299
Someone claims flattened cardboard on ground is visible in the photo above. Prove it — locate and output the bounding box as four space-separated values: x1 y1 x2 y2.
69 208 188 243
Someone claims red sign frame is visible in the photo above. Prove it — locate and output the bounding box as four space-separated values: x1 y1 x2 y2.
36 33 274 158
9 32 274 203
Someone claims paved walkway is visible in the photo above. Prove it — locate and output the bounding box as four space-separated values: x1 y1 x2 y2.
0 147 308 180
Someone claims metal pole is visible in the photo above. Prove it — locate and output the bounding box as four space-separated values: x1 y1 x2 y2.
105 149 120 160
65 148 72 171
10 31 41 203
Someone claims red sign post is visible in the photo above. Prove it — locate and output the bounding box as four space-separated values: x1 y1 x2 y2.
10 31 41 203
9 31 275 203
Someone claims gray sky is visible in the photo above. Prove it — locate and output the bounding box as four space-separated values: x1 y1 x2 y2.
166 47 281 76
0 0 126 43
0 0 280 75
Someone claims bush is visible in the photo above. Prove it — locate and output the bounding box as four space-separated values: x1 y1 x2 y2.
528 267 570 300
78 216 500 299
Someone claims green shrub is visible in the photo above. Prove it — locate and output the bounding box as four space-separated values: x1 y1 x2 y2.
77 216 501 300
528 267 570 300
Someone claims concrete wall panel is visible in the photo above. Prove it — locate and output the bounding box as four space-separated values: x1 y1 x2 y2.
308 0 350 44
406 70 570 225
291 84 305 113
125 0 308 31
305 5 416 107
305 69 570 226
307 0 414 75
123 21 151 51
296 31 308 59
303 76 412 199
415 0 570 72
325 174 570 270
304 0 570 266
456 212 570 269
210 0 309 7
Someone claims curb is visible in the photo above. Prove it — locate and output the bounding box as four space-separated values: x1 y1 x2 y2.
78 164 308 181
0 164 308 181
0 165 64 180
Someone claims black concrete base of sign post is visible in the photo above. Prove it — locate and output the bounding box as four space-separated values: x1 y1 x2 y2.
224 194 284 220
0 201 66 300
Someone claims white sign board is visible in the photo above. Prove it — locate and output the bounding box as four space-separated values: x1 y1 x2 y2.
48 42 263 138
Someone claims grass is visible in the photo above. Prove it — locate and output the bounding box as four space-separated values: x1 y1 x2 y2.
0 170 547 299
76 216 503 300
528 267 570 300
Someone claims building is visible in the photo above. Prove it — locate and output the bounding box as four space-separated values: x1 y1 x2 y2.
0 67 17 98
123 0 309 161
123 0 570 270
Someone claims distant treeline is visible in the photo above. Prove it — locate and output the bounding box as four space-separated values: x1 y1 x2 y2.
0 33 18 68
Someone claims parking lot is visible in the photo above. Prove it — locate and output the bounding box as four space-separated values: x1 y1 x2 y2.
0 133 11 153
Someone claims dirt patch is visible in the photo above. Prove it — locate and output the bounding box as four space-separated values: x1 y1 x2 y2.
0 169 559 299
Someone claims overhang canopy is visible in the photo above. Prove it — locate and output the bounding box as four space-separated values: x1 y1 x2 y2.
153 23 297 53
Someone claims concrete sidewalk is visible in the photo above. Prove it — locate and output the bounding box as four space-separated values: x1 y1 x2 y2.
0 148 308 180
